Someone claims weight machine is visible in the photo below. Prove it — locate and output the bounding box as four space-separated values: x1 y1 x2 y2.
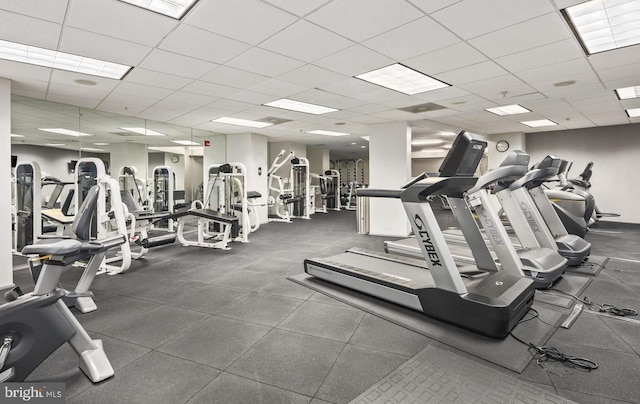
290 156 311 219
13 161 42 253
324 169 341 211
267 150 295 223
152 166 176 231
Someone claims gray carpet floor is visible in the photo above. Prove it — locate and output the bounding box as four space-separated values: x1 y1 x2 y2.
11 209 640 404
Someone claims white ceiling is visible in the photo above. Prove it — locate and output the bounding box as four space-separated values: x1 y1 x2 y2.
4 0 640 159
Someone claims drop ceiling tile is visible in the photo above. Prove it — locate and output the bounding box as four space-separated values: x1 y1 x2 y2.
288 89 366 109
408 0 462 14
495 39 584 73
181 81 241 98
458 74 534 100
59 27 151 67
209 99 255 112
143 100 200 115
124 68 193 90
224 90 274 105
431 0 555 39
377 95 430 109
320 78 381 97
323 110 363 120
437 61 507 86
469 13 572 59
589 45 640 70
45 93 102 109
185 0 297 45
0 10 61 49
0 0 67 23
226 47 305 77
438 94 494 110
314 45 395 76
101 92 165 109
350 87 411 103
404 42 486 75
262 0 332 16
66 0 178 47
259 20 354 63
201 66 270 88
307 0 422 42
277 64 346 87
159 24 251 64
620 98 640 109
586 113 629 126
11 80 48 99
111 82 174 99
412 87 473 104
370 109 421 121
136 107 187 122
163 91 218 106
363 16 459 61
247 79 307 97
0 59 52 82
139 49 218 79
517 59 595 85
598 63 640 89
347 103 389 114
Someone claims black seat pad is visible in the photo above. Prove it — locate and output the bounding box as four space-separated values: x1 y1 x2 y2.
188 209 238 224
22 239 83 256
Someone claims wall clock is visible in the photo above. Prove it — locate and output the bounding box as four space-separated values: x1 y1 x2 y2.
171 155 180 163
496 140 509 152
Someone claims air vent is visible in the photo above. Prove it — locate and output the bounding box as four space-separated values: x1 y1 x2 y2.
257 117 292 125
399 102 446 114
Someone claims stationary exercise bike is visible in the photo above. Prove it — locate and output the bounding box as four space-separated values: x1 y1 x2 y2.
0 185 126 382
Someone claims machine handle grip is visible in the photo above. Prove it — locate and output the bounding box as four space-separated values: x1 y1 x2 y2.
355 189 402 198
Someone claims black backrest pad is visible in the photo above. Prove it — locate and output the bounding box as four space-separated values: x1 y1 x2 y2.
72 185 100 241
499 150 530 167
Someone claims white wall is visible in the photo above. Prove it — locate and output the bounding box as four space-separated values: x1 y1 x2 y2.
148 152 165 177
202 135 226 185
1 78 11 288
164 152 185 190
11 144 79 182
412 158 443 177
525 124 640 224
487 132 526 169
268 141 307 178
369 122 411 237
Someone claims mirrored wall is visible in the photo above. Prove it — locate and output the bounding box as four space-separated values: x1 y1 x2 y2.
10 95 226 205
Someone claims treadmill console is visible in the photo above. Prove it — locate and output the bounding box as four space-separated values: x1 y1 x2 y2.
439 131 487 177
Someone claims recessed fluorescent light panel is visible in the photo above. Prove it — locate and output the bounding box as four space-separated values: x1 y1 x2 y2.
521 119 558 127
172 140 200 146
45 143 65 146
120 127 167 136
306 130 350 137
80 147 105 152
213 117 273 128
564 0 640 54
615 86 640 99
355 63 449 95
361 136 370 142
264 99 338 115
93 143 110 146
486 104 531 115
626 108 640 117
38 128 94 137
118 0 200 19
10 134 24 138
0 40 131 79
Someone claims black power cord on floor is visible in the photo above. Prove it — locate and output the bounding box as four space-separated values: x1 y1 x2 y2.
509 308 599 372
544 289 638 317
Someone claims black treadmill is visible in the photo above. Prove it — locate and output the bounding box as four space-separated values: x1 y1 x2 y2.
304 131 535 339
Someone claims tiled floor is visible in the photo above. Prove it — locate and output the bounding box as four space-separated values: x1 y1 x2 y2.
13 210 640 404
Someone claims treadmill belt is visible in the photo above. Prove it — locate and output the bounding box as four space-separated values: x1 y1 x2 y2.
289 273 565 373
351 345 574 404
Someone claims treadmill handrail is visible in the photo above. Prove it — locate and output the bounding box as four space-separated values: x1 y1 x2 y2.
467 165 528 194
355 189 402 198
509 167 558 190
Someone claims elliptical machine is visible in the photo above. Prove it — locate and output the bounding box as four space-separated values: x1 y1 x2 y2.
0 185 126 382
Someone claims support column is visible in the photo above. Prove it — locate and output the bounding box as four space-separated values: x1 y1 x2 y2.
1 78 12 288
227 133 269 224
369 122 411 237
202 134 226 185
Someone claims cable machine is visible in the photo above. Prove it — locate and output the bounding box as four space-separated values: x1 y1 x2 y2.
13 161 41 253
152 166 175 231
